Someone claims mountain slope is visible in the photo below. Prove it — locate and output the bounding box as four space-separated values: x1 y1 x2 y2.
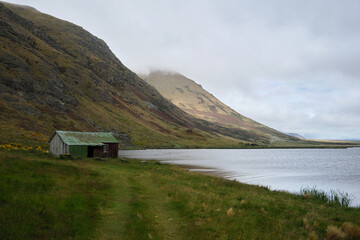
0 2 356 149
0 2 227 148
2 1 294 148
141 71 298 143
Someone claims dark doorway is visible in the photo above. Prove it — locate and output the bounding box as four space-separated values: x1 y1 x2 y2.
87 146 103 157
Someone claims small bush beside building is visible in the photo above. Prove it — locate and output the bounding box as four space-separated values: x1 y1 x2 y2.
49 131 119 158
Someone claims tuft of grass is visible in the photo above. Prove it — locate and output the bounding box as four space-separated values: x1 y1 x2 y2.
259 207 266 214
303 218 310 230
226 207 235 217
240 199 247 206
326 225 346 240
300 187 355 207
341 222 360 240
308 231 319 240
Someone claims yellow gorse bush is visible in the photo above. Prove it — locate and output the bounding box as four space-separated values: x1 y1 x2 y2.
0 143 48 154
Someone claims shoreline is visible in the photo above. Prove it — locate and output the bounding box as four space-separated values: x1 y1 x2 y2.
120 144 360 150
154 160 359 208
120 148 360 207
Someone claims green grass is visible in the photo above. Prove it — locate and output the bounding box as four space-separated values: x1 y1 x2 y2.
0 151 108 240
1 151 360 240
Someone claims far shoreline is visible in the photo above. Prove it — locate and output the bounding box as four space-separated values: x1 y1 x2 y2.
120 142 360 150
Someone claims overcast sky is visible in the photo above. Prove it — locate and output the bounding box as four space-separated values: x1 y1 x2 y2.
6 0 360 139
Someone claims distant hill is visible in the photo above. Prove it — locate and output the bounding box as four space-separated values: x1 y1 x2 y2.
0 1 300 148
141 71 299 143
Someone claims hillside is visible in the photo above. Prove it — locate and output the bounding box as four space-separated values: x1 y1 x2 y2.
0 1 275 148
1 2 355 148
141 71 298 143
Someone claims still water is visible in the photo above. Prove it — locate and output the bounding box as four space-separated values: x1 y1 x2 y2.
119 148 360 206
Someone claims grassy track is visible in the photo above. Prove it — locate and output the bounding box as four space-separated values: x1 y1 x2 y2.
1 151 360 240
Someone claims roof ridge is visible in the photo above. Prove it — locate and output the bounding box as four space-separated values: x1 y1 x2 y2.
54 131 118 145
56 130 112 133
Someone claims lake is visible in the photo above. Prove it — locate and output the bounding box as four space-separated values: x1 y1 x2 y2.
119 148 360 206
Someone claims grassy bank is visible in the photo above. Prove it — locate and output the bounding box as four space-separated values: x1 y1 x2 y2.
1 151 360 240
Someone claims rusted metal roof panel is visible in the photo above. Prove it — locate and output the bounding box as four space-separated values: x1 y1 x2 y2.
56 131 118 146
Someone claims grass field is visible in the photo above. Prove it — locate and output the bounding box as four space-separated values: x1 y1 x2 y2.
1 150 360 240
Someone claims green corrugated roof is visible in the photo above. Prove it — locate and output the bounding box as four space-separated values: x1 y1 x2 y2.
56 131 118 146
